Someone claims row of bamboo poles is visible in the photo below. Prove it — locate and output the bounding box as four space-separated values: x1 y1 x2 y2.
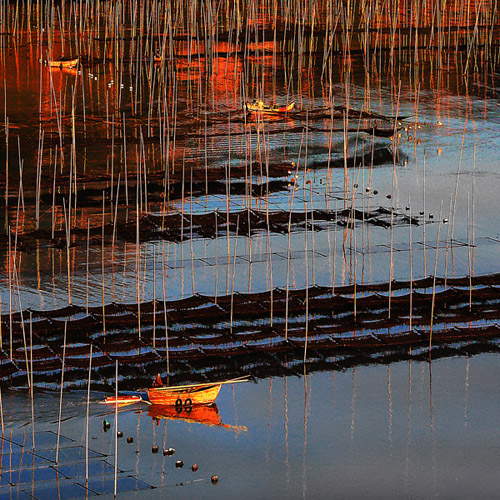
0 0 488 376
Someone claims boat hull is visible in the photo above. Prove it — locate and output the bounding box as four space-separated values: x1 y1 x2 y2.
148 383 221 406
48 58 79 69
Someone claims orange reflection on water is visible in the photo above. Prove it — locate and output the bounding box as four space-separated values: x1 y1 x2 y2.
148 403 247 432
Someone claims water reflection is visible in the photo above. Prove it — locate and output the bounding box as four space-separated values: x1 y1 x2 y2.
0 354 497 498
148 403 246 432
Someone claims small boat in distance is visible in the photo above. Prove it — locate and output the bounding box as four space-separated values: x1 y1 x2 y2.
103 394 143 406
246 100 295 114
48 56 79 69
147 375 249 406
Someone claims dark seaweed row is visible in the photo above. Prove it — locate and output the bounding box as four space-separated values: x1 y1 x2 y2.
4 205 416 250
1 273 500 390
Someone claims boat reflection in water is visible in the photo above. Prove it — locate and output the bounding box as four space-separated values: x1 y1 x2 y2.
148 403 247 433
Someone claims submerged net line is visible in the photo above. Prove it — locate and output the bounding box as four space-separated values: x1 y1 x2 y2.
5 205 416 249
0 159 294 194
0 143 397 198
1 273 500 390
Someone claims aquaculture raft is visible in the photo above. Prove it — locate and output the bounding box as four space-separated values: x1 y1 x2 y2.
3 274 500 390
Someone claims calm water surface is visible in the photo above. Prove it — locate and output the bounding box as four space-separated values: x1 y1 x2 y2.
1 353 499 499
1 3 500 498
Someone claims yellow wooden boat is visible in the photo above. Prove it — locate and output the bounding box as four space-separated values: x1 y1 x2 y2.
48 57 79 69
147 375 249 406
245 100 294 114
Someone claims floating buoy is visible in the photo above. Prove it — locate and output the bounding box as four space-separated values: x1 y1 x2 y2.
175 460 184 468
127 437 133 443
386 194 392 199
152 446 159 453
192 464 198 472
373 190 378 195
211 475 219 485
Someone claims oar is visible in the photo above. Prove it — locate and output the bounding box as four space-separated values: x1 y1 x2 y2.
149 375 251 392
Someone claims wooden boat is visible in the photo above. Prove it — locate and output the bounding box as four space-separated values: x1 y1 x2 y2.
48 57 79 69
103 394 143 406
245 100 295 114
148 403 247 432
147 375 249 406
148 382 222 406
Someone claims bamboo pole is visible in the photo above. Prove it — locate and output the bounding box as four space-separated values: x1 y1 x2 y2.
114 360 118 500
429 202 444 353
85 343 92 486
29 312 35 451
56 321 67 465
102 192 106 337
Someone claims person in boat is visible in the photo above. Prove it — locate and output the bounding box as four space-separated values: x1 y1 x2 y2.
252 99 264 110
152 373 163 388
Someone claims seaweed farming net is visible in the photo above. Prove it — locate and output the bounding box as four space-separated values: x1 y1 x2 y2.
2 273 500 391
